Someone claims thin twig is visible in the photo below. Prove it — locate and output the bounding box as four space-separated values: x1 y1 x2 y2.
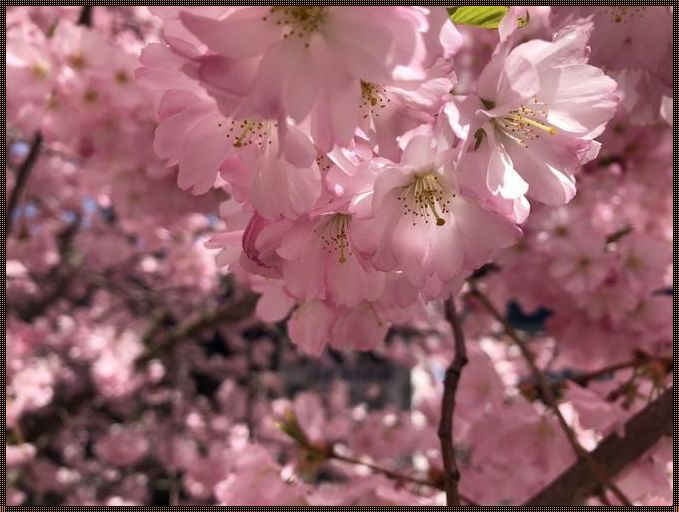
6 132 42 237
331 452 439 491
330 451 479 506
437 297 469 506
517 354 672 399
470 286 633 506
572 354 671 387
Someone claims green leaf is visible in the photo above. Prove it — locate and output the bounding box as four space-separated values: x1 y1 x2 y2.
450 6 510 29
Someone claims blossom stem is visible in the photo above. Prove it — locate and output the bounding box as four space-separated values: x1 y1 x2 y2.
469 285 634 506
437 297 469 506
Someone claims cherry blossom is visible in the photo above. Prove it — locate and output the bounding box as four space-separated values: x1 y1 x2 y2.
6 5 671 507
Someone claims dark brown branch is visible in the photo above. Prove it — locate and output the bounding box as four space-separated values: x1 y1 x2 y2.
6 131 43 237
525 386 672 505
77 5 94 26
470 286 633 506
437 298 469 506
135 293 258 368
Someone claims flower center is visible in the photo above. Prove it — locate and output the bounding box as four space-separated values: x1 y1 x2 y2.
114 70 130 84
316 214 352 263
625 252 644 270
360 81 391 119
604 7 645 23
68 54 87 70
267 6 327 43
31 64 48 79
493 97 556 148
218 119 275 149
315 154 333 173
398 172 453 227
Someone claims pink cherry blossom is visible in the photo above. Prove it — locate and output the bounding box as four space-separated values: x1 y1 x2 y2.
456 23 619 209
278 213 385 307
353 133 520 291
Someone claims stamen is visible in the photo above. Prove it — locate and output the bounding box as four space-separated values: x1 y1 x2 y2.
492 97 556 148
233 121 256 148
220 119 273 149
316 214 352 264
605 6 645 23
315 154 333 173
360 81 391 119
506 114 557 135
399 172 454 227
429 201 446 226
268 6 326 44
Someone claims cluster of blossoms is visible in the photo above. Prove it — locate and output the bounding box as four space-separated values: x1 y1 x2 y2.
137 6 626 355
6 5 672 507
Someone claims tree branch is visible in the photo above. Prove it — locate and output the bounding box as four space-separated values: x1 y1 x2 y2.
525 387 672 505
77 5 94 27
6 132 42 237
134 293 258 368
437 298 469 506
470 286 633 506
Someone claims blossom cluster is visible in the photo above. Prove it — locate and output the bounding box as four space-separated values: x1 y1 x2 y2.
137 6 629 355
6 5 672 507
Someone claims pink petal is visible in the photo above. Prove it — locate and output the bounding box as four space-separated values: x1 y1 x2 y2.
288 302 332 356
256 286 295 323
180 9 280 58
